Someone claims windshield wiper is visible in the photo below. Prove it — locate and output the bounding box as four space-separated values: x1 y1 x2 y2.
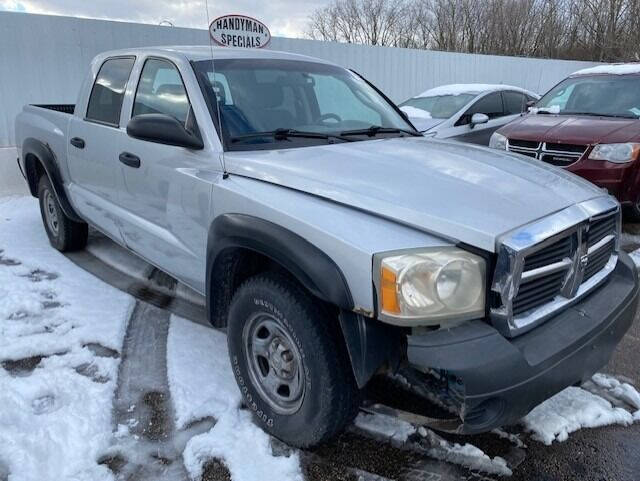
340 125 422 137
561 111 638 119
230 128 354 144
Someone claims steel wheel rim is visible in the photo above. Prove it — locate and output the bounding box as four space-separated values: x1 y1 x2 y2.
242 313 305 415
44 190 59 235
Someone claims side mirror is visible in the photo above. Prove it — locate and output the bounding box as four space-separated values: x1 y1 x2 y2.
470 113 489 128
127 114 204 150
526 100 536 108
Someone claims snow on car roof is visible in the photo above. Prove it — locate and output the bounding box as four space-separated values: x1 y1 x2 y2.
572 63 640 76
415 83 536 98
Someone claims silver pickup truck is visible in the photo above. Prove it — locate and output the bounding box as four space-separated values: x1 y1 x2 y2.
15 46 639 448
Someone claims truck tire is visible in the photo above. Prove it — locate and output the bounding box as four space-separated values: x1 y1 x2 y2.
38 175 88 252
227 272 359 447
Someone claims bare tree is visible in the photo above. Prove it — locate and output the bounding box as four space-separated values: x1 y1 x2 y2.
307 0 640 62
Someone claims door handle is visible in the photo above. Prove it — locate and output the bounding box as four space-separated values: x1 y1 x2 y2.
119 152 141 168
70 137 85 149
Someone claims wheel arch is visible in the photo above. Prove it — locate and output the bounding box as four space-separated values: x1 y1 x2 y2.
206 214 354 328
22 138 83 223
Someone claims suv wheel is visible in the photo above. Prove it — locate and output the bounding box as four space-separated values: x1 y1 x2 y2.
227 272 359 447
629 199 640 222
38 175 88 252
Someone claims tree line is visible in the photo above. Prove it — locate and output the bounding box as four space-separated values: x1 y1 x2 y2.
307 0 640 62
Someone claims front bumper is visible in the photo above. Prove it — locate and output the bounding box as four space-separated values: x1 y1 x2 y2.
568 158 640 204
407 251 639 434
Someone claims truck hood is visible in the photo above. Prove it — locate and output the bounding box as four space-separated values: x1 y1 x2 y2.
224 137 605 252
499 114 640 145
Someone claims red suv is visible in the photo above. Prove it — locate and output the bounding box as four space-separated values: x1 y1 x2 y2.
490 64 640 218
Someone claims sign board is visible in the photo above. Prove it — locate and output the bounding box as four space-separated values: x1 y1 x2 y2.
209 15 271 48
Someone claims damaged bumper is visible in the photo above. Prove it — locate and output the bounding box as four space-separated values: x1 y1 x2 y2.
407 251 639 434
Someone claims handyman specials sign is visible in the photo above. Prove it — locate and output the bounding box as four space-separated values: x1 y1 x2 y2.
209 15 271 48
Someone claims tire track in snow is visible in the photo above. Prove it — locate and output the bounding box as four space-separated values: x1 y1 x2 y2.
107 301 215 480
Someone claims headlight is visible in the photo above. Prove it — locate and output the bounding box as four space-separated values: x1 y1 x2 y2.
376 248 486 326
489 132 507 150
588 143 640 163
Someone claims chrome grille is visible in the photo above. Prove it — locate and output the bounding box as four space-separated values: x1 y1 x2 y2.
491 198 620 337
507 139 587 167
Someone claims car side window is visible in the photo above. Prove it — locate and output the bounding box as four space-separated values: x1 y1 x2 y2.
456 92 504 126
503 91 528 115
86 57 135 126
132 58 190 125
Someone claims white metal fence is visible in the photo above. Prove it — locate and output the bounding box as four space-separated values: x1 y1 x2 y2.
0 11 598 150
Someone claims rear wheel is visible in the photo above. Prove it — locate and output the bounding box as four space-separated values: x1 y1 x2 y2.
38 175 87 252
227 272 359 447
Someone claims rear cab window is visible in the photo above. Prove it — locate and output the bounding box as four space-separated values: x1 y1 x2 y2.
86 57 135 126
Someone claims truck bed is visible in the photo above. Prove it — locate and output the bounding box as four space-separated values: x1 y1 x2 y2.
32 104 75 115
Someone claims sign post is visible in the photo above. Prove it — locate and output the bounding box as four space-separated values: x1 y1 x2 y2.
209 15 271 48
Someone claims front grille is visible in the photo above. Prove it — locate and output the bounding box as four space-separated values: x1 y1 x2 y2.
491 199 620 337
524 236 572 271
513 270 566 316
584 238 615 282
507 139 587 167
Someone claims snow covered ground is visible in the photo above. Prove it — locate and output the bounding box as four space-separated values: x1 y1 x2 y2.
0 196 134 481
1 195 640 480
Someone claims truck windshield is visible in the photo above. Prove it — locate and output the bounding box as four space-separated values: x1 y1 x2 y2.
399 94 474 119
192 59 417 150
536 74 640 119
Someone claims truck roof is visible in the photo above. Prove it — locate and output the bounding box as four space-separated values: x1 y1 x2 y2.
95 45 333 64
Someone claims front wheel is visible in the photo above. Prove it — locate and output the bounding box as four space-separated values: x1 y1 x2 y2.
227 272 359 447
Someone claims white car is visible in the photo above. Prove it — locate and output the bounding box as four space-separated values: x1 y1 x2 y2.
399 84 539 145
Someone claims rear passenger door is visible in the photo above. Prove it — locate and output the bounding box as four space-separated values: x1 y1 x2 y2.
116 57 214 291
67 56 135 242
451 92 506 145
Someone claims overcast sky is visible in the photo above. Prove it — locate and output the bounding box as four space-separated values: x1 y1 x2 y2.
0 0 329 37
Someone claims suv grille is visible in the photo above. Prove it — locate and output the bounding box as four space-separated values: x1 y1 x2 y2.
507 139 587 167
491 199 620 337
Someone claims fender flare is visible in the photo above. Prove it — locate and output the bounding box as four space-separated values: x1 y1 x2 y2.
22 137 83 223
206 214 353 315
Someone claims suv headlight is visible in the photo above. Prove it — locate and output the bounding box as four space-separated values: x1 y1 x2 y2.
489 132 507 150
375 248 486 326
588 143 640 163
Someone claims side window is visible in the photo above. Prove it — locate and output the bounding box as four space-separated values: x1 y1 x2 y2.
132 58 190 125
86 57 135 125
503 91 528 115
456 92 504 126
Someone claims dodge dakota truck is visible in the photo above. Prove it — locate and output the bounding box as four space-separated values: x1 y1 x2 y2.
15 46 639 448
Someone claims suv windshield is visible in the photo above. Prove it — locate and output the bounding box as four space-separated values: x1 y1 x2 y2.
536 74 640 119
399 94 475 119
192 59 417 150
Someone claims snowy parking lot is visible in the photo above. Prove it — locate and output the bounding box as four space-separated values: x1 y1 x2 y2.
2 195 640 481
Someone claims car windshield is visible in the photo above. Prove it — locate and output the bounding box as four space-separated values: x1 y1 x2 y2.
192 59 417 150
536 74 640 119
399 94 475 119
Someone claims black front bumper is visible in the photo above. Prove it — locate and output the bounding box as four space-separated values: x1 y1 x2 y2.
407 251 639 434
